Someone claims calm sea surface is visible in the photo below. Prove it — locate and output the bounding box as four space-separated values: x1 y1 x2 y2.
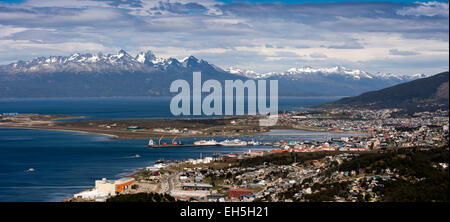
0 97 341 202
0 96 341 120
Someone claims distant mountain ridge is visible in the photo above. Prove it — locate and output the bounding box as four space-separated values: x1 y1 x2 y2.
0 50 427 98
227 66 426 81
0 50 223 74
321 71 449 111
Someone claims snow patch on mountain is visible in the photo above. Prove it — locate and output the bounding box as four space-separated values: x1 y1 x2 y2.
0 50 430 83
227 65 428 81
0 50 220 74
226 67 260 78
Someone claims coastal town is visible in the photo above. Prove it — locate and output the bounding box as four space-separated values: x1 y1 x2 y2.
31 107 447 202
0 1 449 219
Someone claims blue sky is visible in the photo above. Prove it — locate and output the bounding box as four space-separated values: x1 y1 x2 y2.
217 0 444 3
0 0 448 75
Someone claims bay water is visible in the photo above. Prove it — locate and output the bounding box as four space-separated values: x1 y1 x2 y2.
0 96 340 201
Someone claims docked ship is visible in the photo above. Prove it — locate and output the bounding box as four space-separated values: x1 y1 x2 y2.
247 140 261 146
155 159 165 164
148 136 189 148
218 139 247 146
193 139 218 146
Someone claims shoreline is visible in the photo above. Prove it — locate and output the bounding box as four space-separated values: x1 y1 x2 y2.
0 125 369 140
0 113 370 140
0 126 119 139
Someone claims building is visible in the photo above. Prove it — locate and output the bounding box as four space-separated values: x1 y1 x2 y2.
170 190 211 200
228 189 253 200
182 183 213 191
1 113 19 116
95 177 135 196
247 150 264 157
179 174 189 181
73 189 109 202
126 126 142 130
206 195 226 202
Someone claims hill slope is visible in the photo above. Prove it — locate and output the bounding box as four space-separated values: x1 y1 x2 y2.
321 71 449 111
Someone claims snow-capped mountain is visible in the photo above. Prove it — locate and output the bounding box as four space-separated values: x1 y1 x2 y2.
226 65 428 81
135 51 157 64
2 49 426 82
0 50 431 98
0 49 223 74
227 67 260 79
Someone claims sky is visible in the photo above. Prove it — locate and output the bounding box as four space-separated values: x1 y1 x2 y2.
0 0 448 75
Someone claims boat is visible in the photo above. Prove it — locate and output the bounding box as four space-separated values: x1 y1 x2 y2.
148 139 155 146
148 136 197 148
247 140 260 146
25 168 35 172
194 139 218 146
218 139 247 146
155 159 165 164
135 154 141 158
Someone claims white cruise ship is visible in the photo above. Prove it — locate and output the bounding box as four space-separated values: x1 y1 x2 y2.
194 139 218 146
218 139 247 146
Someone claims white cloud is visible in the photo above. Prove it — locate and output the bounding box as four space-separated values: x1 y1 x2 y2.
0 39 109 63
0 25 28 38
397 1 449 17
389 49 419 56
309 52 327 59
0 0 448 75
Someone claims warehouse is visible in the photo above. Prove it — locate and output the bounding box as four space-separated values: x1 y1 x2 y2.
95 177 135 196
182 183 213 191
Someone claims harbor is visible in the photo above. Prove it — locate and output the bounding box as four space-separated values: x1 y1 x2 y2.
1 107 448 202
148 137 259 148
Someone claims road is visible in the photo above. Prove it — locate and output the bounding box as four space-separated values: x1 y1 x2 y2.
159 170 178 194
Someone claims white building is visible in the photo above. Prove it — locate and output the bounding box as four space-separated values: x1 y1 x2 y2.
95 177 135 196
74 189 107 200
170 190 211 199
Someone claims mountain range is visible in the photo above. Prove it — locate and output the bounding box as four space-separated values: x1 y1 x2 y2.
321 71 449 111
0 50 428 98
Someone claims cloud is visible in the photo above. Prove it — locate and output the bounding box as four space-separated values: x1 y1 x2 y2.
389 49 419 56
309 52 327 59
100 0 144 8
0 0 447 76
397 1 449 17
328 41 364 49
148 1 208 14
0 24 28 37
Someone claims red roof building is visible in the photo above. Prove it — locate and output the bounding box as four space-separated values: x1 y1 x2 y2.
228 189 253 200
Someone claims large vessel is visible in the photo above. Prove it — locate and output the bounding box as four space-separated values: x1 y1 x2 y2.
148 136 213 148
247 140 261 146
218 139 247 146
194 139 218 146
148 136 189 148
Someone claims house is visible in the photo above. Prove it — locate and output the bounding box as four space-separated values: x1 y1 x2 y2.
206 195 226 202
179 174 189 181
126 126 142 130
228 189 253 200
